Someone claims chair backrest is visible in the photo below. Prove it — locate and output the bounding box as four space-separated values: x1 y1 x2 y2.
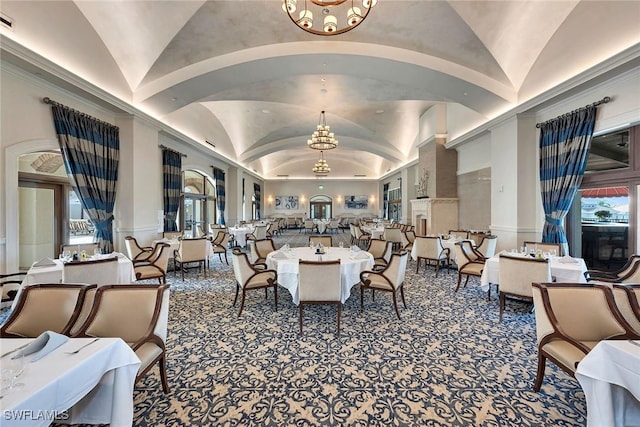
310 235 333 247
124 236 150 261
449 230 469 239
382 251 409 290
253 225 268 240
1 272 26 301
401 230 416 249
384 227 403 243
75 284 169 346
524 241 562 256
611 284 640 335
413 236 444 259
1 283 96 337
298 260 341 302
152 243 172 272
532 283 635 345
63 256 120 286
366 239 390 259
303 219 315 229
61 243 99 256
476 235 498 258
178 238 209 262
498 255 551 298
468 231 486 247
617 259 640 282
231 249 256 286
163 231 183 240
214 232 231 249
254 239 276 259
455 240 481 264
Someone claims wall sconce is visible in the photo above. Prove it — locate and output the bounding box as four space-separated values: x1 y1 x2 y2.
267 195 274 207
336 195 342 202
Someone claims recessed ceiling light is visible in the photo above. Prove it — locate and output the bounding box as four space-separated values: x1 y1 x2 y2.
463 92 468 96
321 78 327 82
376 109 384 114
171 97 177 101
261 109 270 114
320 89 328 94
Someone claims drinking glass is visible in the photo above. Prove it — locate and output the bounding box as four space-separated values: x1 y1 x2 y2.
339 242 344 249
94 247 102 256
1 351 25 392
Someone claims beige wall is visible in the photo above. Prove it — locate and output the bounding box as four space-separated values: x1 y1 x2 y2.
457 168 491 232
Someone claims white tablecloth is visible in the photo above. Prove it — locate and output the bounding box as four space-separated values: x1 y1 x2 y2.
361 226 384 240
576 340 640 427
266 247 374 304
313 219 330 234
0 337 140 427
480 254 587 292
228 227 254 248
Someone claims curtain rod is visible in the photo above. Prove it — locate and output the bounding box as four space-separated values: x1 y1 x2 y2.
159 144 187 157
42 97 119 131
536 96 611 128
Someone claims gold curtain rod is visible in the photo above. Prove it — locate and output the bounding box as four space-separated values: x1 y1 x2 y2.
42 97 119 131
536 96 611 128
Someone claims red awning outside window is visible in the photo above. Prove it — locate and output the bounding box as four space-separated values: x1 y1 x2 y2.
581 187 629 198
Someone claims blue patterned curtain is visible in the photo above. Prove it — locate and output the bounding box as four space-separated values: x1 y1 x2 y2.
51 104 119 253
253 183 261 219
163 149 182 232
539 105 597 255
213 167 226 225
383 183 389 219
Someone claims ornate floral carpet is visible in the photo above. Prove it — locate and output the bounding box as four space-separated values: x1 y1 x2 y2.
129 230 587 426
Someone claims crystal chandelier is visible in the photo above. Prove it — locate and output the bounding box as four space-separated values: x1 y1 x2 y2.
307 111 338 151
312 151 331 175
283 0 378 36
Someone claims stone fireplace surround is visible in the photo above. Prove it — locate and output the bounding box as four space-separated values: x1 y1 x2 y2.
410 198 459 236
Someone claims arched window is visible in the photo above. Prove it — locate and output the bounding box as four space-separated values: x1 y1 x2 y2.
309 195 332 219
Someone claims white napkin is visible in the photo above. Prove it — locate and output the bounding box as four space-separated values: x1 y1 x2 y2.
355 252 370 259
33 257 56 267
351 246 361 252
271 252 288 259
557 255 579 264
16 331 69 362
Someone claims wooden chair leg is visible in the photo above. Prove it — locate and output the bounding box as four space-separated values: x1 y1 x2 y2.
336 303 341 336
233 283 239 306
533 354 547 392
455 273 463 292
415 258 421 273
360 284 364 312
392 292 401 320
237 291 246 317
499 293 505 322
273 285 278 312
299 304 304 335
159 354 170 393
400 286 407 308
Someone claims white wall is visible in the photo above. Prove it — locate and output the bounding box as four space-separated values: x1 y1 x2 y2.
456 132 491 175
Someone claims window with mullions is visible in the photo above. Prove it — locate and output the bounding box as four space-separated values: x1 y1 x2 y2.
181 170 216 238
388 187 402 222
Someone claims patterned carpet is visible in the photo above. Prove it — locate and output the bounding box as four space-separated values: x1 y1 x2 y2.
130 230 587 426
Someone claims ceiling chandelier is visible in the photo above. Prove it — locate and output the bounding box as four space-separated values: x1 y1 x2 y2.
312 151 331 175
283 0 378 36
308 110 338 150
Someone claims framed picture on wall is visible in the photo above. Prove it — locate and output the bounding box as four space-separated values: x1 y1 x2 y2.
275 195 299 210
345 195 368 209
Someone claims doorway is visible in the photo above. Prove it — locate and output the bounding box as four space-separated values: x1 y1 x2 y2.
309 195 332 219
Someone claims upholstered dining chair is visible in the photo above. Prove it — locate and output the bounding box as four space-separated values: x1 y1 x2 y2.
355 226 371 248
247 224 269 241
497 255 551 322
1 283 96 337
523 241 562 256
383 227 404 251
162 231 182 241
1 272 26 306
63 256 119 286
174 238 209 280
611 284 640 335
211 231 231 265
249 239 277 267
298 260 342 335
124 236 154 262
73 284 171 393
366 239 392 272
231 249 278 317
309 235 333 247
531 282 638 392
326 219 340 234
453 241 485 292
413 236 450 277
401 230 416 251
133 242 171 284
301 219 316 234
475 235 498 258
584 254 640 282
359 250 409 320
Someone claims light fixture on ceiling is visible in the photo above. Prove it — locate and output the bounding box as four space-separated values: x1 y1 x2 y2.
312 151 331 175
308 110 338 150
283 0 377 36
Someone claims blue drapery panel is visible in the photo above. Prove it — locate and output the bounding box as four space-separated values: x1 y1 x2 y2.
163 150 182 232
539 105 597 254
51 105 119 253
213 167 226 225
383 183 389 219
253 183 261 219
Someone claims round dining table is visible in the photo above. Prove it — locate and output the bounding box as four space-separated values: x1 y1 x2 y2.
266 246 374 305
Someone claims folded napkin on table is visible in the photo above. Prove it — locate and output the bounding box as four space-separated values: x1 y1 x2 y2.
16 330 69 362
33 257 57 267
351 246 361 252
271 252 288 259
557 255 579 264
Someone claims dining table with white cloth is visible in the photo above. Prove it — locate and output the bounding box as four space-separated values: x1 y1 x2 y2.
410 237 465 263
0 337 140 427
575 340 640 427
266 247 374 304
227 226 254 248
361 225 385 240
480 253 587 292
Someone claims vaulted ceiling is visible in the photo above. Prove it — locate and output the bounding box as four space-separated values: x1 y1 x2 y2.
1 0 639 179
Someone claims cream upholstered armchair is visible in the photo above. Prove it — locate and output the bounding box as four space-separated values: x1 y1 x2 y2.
231 249 278 317
475 235 498 258
162 231 182 240
73 284 170 393
383 227 403 251
211 231 231 265
531 282 639 392
298 260 342 335
366 239 392 272
359 250 409 320
413 236 450 277
1 283 96 337
401 230 416 251
124 236 154 262
584 254 640 282
301 219 316 234
249 239 277 268
611 284 640 335
453 241 485 292
497 255 551 322
326 219 340 234
309 235 333 247
63 256 119 285
133 242 171 284
174 238 209 280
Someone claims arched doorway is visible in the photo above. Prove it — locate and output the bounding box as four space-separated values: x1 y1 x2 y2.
309 195 332 220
